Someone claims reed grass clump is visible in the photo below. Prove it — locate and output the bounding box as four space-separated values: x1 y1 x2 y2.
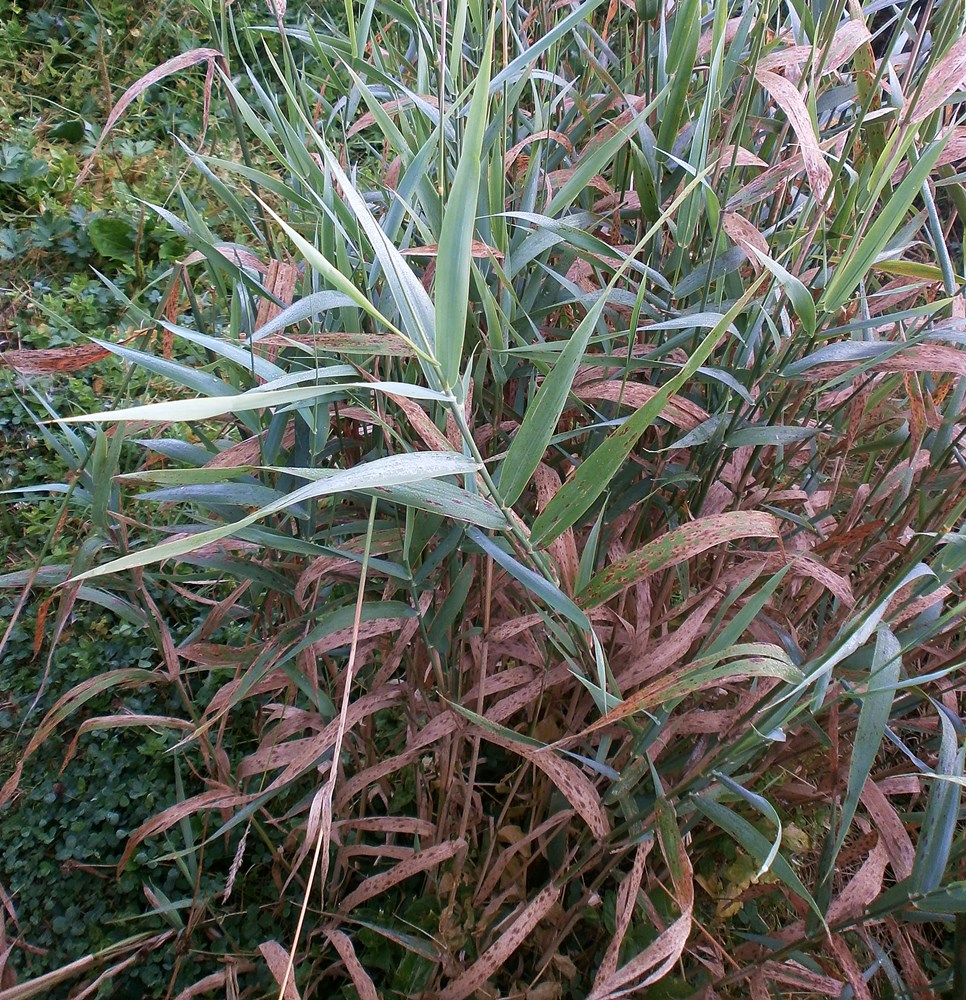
4 0 966 995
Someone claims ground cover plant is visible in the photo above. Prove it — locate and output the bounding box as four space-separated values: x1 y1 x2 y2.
4 0 966 996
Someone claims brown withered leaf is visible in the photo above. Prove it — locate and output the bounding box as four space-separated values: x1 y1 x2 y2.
439 882 562 1000
401 240 504 261
828 842 888 924
254 260 299 359
336 710 460 809
859 781 915 879
1 344 111 374
727 151 805 211
712 144 769 169
237 688 405 786
260 331 414 357
324 930 378 1000
761 961 844 995
474 811 574 907
471 724 609 840
588 802 693 999
203 425 296 470
756 69 832 206
895 125 966 180
592 840 652 990
77 49 226 186
182 244 269 273
171 970 232 1000
338 839 466 913
722 212 771 271
886 917 934 998
696 17 745 59
757 44 814 73
257 941 301 1000
348 95 441 137
825 20 873 72
828 934 873 1000
336 816 435 839
909 33 966 124
573 381 709 430
534 464 579 594
800 343 966 380
505 130 574 170
581 511 781 608
119 789 256 873
756 21 870 75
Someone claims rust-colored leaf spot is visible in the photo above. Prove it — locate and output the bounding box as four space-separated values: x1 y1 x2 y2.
581 511 781 608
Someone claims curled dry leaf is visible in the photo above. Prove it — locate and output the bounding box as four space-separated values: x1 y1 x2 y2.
119 789 254 873
505 130 574 170
348 95 441 137
182 244 269 274
76 49 226 186
380 388 452 451
60 714 193 772
546 169 613 199
485 664 574 725
295 533 402 606
171 970 229 1000
0 668 157 809
748 971 771 1000
889 583 952 628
